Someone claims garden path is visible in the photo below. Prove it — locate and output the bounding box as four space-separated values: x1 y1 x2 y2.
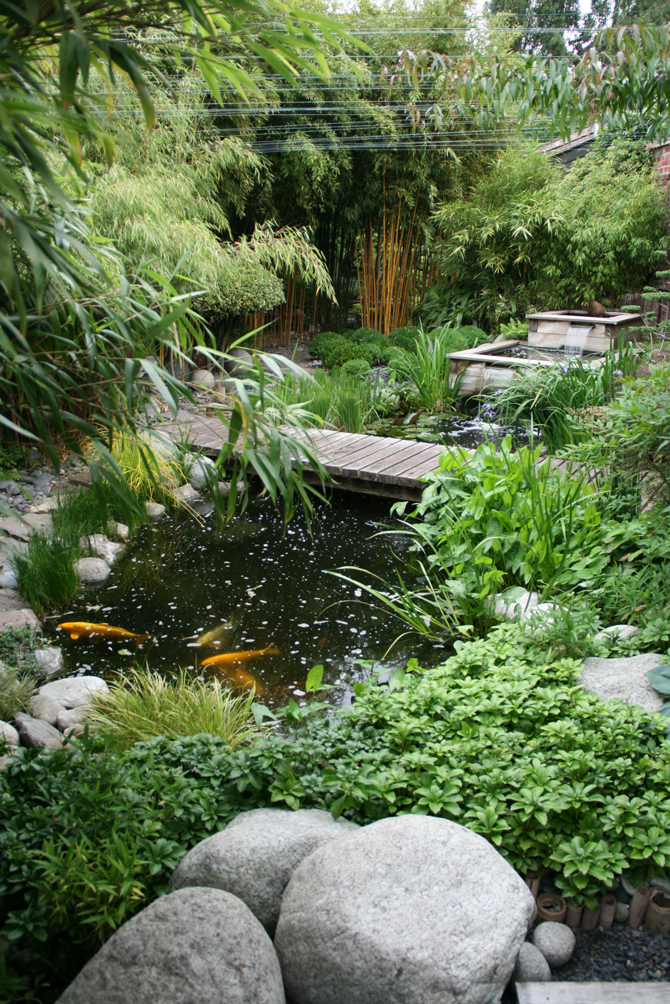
160 414 445 500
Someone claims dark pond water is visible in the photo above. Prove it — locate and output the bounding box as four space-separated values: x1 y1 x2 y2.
52 492 444 705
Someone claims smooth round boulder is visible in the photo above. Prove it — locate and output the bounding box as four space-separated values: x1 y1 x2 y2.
532 922 576 968
39 675 108 709
190 368 216 390
513 942 552 982
169 807 359 937
56 887 285 1004
274 815 536 1004
75 557 111 585
183 453 217 491
224 347 254 378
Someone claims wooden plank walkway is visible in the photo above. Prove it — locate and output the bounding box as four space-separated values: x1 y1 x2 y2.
160 414 446 501
516 981 669 1003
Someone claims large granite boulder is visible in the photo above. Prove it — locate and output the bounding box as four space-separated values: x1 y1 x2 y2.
580 653 664 714
274 815 536 1004
169 807 359 936
56 887 285 1004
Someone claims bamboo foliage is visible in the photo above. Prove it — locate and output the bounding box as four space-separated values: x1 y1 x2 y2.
356 205 436 335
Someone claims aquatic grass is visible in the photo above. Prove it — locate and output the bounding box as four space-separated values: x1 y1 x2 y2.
493 343 639 452
0 663 34 721
275 369 385 434
389 327 463 412
87 667 263 752
13 534 79 615
105 435 188 507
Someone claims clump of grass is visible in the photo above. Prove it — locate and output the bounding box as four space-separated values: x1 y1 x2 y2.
276 369 385 433
13 534 79 615
52 483 144 546
0 663 34 721
389 327 463 412
87 667 263 752
109 435 187 506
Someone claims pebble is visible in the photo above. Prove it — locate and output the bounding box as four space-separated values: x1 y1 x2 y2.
533 921 576 967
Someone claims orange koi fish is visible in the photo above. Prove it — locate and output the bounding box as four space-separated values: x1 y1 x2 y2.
224 668 265 695
58 622 150 644
200 644 279 667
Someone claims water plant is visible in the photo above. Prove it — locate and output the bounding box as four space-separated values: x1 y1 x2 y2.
389 327 464 413
492 344 638 452
87 667 262 752
275 369 388 434
12 534 80 615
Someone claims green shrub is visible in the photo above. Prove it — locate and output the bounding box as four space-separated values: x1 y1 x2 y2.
308 331 343 360
348 326 387 346
2 625 669 999
454 324 489 348
340 358 371 377
389 326 420 353
322 340 374 371
88 668 262 752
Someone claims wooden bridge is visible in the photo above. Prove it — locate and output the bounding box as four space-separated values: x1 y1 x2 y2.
160 413 446 501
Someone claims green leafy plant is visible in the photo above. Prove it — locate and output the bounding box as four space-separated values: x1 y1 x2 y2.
87 668 262 752
3 624 669 1001
493 346 638 452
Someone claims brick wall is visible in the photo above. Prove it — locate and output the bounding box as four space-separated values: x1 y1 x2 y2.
655 142 670 187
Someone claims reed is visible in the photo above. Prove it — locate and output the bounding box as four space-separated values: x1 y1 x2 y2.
87 667 263 752
275 370 384 434
13 534 79 615
356 201 435 335
389 327 462 412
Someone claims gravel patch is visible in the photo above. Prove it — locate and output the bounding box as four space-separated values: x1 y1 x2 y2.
553 924 670 982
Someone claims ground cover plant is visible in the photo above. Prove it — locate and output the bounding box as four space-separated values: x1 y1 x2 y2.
1 625 669 1000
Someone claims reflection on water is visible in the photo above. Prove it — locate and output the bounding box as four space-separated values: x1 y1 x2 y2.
52 493 441 705
370 414 538 450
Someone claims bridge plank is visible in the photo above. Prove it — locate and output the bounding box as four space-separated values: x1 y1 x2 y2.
516 982 669 1003
160 418 448 500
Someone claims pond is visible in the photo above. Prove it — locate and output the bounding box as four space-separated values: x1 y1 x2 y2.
53 492 443 705
368 413 538 448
